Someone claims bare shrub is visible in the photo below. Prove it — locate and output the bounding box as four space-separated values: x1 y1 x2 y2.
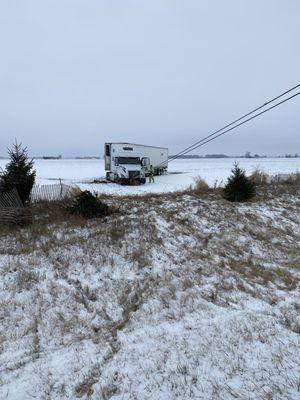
194 177 210 193
281 172 300 185
270 172 300 186
213 179 223 190
68 185 82 198
250 168 268 186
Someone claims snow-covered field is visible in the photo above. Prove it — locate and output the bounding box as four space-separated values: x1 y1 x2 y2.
0 187 299 399
1 157 299 195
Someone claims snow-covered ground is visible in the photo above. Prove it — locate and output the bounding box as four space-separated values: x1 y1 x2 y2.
1 157 299 195
0 187 299 399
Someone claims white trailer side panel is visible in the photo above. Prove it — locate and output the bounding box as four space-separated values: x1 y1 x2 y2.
139 146 168 168
105 143 168 171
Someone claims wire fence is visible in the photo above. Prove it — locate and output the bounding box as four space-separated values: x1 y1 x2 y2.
0 188 30 225
0 187 23 208
0 183 72 225
30 183 71 203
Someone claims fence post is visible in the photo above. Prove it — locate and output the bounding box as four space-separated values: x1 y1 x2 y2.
59 178 63 199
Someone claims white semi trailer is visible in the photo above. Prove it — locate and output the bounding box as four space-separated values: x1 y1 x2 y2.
104 142 168 184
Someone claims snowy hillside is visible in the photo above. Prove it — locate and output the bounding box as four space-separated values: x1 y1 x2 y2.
0 184 299 399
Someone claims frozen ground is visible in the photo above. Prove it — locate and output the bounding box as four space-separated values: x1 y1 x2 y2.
0 186 299 399
1 157 299 195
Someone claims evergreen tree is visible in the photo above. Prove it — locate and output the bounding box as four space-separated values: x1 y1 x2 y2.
223 163 255 202
0 142 36 204
68 190 110 218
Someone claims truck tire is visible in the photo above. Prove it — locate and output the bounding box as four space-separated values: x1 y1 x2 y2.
140 178 146 184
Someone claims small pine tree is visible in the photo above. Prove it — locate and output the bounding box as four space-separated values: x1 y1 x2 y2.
223 163 255 202
0 142 36 204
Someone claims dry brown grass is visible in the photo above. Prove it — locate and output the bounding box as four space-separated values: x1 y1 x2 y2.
0 222 19 236
0 175 298 261
280 172 300 185
249 168 268 186
131 245 151 268
226 257 298 290
193 177 211 194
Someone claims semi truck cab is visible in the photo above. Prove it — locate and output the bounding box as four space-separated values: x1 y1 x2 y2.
112 156 146 184
104 143 168 185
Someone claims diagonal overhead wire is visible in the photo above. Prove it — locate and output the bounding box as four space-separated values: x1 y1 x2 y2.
172 90 300 159
168 83 300 163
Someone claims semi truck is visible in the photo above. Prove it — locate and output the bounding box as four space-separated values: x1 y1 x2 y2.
104 142 168 184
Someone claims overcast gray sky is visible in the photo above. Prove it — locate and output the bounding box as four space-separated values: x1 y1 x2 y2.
0 0 299 157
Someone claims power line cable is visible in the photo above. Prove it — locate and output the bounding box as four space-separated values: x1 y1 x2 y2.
168 83 300 163
168 90 300 160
